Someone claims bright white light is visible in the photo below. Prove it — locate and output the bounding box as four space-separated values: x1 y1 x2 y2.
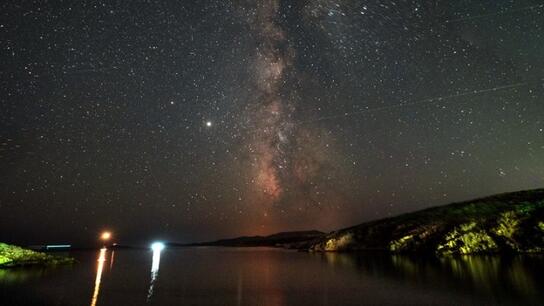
150 242 165 252
206 121 212 127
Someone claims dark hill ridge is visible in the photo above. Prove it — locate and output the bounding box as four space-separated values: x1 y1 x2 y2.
309 189 544 254
179 230 325 247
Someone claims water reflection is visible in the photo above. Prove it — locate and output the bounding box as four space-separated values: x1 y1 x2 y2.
439 255 538 296
90 248 107 306
237 272 243 306
0 268 47 283
232 248 286 306
2 248 543 305
322 252 543 302
109 251 115 270
147 243 164 301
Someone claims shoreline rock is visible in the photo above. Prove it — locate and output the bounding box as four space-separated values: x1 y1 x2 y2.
308 189 544 255
0 243 74 268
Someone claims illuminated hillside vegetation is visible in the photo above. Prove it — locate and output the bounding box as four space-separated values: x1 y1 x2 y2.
0 243 73 268
310 189 544 255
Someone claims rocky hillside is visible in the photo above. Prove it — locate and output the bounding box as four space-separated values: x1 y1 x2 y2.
310 189 544 255
0 243 74 268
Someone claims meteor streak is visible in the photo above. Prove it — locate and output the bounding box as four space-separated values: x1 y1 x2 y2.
445 4 544 23
300 82 529 124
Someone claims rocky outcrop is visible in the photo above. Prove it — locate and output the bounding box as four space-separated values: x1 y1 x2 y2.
310 189 544 255
0 243 74 268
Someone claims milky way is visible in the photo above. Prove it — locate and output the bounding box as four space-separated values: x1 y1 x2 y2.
237 1 344 215
246 0 295 203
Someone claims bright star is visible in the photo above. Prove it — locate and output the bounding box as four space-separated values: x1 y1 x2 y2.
206 121 212 127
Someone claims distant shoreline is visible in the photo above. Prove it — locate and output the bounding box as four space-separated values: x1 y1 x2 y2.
179 188 544 255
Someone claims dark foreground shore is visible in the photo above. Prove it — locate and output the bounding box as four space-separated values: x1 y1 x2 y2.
0 243 74 268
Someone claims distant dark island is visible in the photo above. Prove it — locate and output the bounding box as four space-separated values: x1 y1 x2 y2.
175 230 325 248
0 243 74 268
188 189 544 255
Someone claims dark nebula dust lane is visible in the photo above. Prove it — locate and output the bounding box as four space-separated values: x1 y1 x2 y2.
238 1 343 215
1 0 543 244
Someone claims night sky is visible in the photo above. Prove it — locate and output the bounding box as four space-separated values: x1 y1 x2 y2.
1 1 543 246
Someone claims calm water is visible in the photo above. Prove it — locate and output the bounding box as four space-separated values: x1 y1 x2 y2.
1 247 543 305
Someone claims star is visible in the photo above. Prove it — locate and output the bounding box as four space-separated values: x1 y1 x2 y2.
205 121 212 127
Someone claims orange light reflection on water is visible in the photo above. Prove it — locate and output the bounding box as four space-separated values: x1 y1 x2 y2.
90 247 107 306
109 251 115 270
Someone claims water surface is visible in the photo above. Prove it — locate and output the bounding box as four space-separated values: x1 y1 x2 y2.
1 247 543 305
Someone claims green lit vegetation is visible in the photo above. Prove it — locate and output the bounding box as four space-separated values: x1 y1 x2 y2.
437 222 498 254
389 234 415 251
0 254 11 266
0 243 74 268
310 188 544 254
492 211 522 250
494 212 519 239
324 233 354 251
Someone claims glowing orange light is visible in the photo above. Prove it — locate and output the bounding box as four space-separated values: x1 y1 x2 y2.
100 231 112 241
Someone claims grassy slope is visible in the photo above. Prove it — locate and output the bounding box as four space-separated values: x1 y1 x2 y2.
310 189 544 254
0 243 74 268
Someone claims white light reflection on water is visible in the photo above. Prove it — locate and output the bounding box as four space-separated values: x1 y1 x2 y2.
147 242 165 301
109 250 115 270
90 247 107 306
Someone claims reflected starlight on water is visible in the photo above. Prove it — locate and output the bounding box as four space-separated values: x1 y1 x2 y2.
147 242 165 301
90 248 107 306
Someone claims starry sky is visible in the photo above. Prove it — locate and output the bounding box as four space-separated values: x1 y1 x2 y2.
1 0 543 246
